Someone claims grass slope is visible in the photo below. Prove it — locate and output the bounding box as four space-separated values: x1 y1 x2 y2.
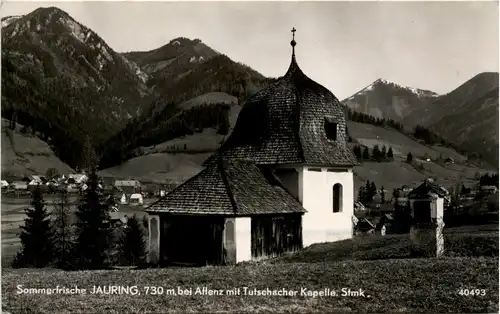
98 153 210 184
178 92 238 110
348 121 491 191
3 227 498 313
275 225 498 263
1 122 74 177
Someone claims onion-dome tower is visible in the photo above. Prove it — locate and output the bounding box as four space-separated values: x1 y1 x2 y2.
205 27 358 167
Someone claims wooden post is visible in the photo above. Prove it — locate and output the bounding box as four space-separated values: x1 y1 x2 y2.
409 195 445 257
148 215 161 265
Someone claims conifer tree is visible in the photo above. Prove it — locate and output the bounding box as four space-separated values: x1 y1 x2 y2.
370 182 377 198
406 152 413 163
362 147 370 160
372 145 381 162
119 215 148 267
381 146 387 159
357 186 366 203
380 186 386 204
364 181 373 203
52 189 74 269
16 186 54 268
74 168 112 269
387 146 394 159
81 135 98 172
364 181 377 203
353 146 362 159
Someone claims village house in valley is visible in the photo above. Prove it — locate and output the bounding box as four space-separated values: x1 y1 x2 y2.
146 29 358 266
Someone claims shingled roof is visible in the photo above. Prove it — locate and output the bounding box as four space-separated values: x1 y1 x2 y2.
204 36 358 167
408 179 449 199
146 158 306 216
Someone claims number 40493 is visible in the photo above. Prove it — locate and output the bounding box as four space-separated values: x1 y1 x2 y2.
458 289 486 296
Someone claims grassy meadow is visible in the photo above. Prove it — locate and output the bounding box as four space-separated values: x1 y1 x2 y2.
2 225 498 313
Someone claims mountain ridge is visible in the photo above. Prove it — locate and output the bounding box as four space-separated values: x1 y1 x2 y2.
343 72 499 167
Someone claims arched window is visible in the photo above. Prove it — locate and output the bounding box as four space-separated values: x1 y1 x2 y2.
333 183 343 213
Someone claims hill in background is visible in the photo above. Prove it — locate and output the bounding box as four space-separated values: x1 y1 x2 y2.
1 7 153 167
344 73 499 167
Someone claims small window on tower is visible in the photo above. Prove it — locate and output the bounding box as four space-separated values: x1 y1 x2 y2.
324 117 338 141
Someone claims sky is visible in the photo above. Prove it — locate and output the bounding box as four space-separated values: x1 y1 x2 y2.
1 1 499 99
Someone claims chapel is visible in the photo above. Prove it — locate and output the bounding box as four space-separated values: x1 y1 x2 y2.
146 28 358 266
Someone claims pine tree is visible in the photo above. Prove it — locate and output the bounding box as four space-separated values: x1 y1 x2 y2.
387 146 394 159
15 186 54 268
406 152 413 163
381 146 387 159
372 145 381 162
380 186 386 204
81 135 98 172
357 186 366 203
364 181 372 203
119 215 148 267
52 189 74 269
362 147 370 160
369 182 377 203
365 181 377 204
353 146 362 159
74 168 113 269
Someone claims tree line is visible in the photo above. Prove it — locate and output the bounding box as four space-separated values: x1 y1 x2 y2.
479 173 499 188
357 181 387 205
346 108 404 132
353 145 394 162
13 168 148 270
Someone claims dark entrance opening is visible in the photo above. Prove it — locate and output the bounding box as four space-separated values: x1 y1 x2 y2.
162 215 225 266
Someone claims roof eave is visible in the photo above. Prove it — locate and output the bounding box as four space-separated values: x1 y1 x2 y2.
145 209 306 216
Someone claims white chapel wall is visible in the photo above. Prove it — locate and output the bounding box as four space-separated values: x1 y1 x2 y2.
300 167 354 246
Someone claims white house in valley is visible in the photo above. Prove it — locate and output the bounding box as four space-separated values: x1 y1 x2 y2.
145 29 357 266
129 193 144 205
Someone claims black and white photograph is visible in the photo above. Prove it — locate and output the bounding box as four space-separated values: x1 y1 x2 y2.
1 1 499 313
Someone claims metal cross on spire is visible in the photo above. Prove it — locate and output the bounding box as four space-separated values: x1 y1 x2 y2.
290 27 297 55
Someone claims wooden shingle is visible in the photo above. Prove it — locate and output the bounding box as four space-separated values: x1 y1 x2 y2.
146 158 306 215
